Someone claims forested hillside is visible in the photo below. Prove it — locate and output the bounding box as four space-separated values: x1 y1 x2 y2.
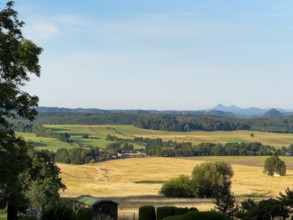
12 111 293 133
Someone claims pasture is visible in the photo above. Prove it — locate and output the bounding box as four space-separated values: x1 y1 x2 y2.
59 156 293 213
43 124 293 149
16 132 75 151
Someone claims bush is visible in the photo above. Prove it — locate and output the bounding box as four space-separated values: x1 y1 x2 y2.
175 207 189 216
163 216 182 220
160 175 196 198
188 207 198 213
182 211 229 220
138 206 156 220
76 207 91 220
157 206 176 220
42 201 75 220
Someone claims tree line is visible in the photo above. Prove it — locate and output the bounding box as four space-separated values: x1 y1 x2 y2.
134 114 293 133
12 112 293 134
135 137 291 157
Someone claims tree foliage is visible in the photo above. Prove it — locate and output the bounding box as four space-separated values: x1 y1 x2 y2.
263 155 286 176
192 161 233 198
22 150 66 211
160 175 196 198
0 2 64 219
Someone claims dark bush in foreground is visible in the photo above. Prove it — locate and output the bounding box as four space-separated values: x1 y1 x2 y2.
76 207 91 220
183 211 229 220
188 207 198 213
138 206 156 220
42 201 75 220
157 206 176 220
163 215 182 220
175 207 189 216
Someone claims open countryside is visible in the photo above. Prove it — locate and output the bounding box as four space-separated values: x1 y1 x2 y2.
59 156 293 213
18 124 293 151
17 125 293 214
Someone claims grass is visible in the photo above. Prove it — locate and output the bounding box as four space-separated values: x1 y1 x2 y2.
0 211 6 220
59 156 293 213
16 132 75 151
45 124 293 148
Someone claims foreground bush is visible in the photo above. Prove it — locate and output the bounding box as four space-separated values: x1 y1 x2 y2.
184 211 229 220
42 201 75 220
163 211 229 220
157 206 176 220
175 207 189 216
76 207 91 220
138 206 156 220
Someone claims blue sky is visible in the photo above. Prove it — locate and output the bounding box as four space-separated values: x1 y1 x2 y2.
11 0 293 110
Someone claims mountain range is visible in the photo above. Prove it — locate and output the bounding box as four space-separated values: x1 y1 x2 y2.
36 104 293 118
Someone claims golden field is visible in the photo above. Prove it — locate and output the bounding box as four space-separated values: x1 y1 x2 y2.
59 156 293 212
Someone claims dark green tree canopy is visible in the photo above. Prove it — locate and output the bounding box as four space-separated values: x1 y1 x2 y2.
0 2 65 220
0 1 42 127
263 155 286 176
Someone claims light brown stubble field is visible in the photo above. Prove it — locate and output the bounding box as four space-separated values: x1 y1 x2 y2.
59 156 293 213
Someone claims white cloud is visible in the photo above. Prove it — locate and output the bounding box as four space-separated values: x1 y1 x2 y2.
24 20 59 40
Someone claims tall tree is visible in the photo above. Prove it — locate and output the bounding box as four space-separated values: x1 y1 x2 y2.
263 155 286 176
0 1 42 219
191 161 233 198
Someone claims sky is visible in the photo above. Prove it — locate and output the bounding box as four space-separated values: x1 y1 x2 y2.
9 0 293 110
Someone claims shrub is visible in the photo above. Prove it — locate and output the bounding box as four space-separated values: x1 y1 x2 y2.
157 206 176 220
182 211 229 220
188 207 198 213
160 175 196 198
76 207 91 220
138 206 156 220
163 216 182 220
42 201 75 220
175 207 189 216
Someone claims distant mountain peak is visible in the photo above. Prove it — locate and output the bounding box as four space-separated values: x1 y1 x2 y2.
263 108 283 118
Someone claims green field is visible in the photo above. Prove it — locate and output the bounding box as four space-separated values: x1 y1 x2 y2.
16 132 76 151
46 124 293 147
17 124 293 152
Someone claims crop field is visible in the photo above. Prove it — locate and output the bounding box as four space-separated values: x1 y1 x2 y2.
43 124 293 149
16 132 75 151
59 156 293 213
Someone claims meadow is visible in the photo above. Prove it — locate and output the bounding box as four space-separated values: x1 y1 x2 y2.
59 156 293 213
39 124 293 151
16 132 74 151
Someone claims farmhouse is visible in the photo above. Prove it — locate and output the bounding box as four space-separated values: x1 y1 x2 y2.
118 152 148 159
74 195 118 220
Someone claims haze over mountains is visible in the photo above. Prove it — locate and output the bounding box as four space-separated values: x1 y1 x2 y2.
36 104 293 118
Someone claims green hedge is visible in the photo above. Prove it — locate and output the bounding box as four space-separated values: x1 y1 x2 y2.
163 216 182 220
175 207 189 216
157 206 176 220
76 207 91 220
183 211 229 220
138 206 156 220
188 207 198 213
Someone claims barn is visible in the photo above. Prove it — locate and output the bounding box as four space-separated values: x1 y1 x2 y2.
74 195 118 220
